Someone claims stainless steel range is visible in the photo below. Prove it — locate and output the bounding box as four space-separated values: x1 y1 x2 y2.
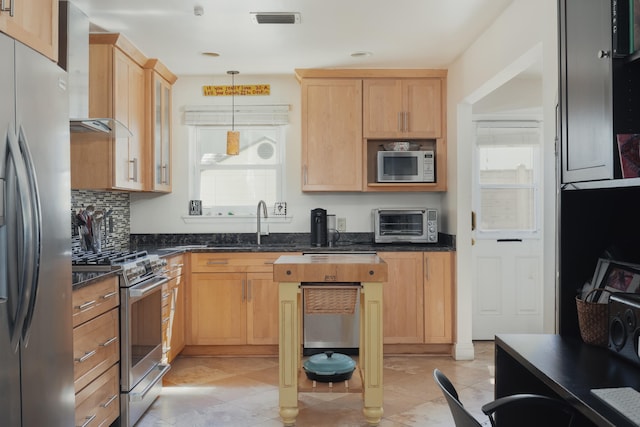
73 251 170 426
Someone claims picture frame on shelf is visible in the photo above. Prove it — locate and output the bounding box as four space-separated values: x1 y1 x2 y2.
616 134 640 178
595 261 640 302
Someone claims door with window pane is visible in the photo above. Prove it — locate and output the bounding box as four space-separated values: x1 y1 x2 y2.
471 122 544 339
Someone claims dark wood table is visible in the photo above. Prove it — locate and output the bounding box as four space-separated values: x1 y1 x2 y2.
495 334 640 427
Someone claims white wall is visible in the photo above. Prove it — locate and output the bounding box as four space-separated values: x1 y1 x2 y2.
445 0 558 359
130 74 444 234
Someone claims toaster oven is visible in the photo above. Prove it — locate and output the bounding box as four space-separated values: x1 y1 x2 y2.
373 208 438 243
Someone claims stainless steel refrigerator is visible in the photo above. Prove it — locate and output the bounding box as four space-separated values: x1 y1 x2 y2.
0 32 75 426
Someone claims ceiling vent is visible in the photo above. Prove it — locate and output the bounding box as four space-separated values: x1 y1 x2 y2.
250 12 301 24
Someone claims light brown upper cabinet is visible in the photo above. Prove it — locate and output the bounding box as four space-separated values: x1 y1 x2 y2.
0 0 57 60
71 34 146 191
144 59 177 193
296 69 447 193
300 78 363 191
363 78 443 139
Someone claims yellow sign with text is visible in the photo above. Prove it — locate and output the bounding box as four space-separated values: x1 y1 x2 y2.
202 84 270 96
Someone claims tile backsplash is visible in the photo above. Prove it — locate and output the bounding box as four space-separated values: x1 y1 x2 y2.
71 190 130 254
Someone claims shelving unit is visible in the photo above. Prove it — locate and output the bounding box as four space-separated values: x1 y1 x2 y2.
274 254 387 427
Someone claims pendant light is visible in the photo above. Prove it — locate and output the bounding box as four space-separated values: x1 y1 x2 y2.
226 70 240 155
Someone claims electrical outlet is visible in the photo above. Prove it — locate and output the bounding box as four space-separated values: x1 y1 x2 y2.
337 217 346 232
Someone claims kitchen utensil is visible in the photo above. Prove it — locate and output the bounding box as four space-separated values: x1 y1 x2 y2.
303 351 356 382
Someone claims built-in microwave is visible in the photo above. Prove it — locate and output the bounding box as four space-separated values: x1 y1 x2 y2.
373 208 438 243
377 150 435 183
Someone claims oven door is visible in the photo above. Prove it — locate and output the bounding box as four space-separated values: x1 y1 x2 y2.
120 275 168 392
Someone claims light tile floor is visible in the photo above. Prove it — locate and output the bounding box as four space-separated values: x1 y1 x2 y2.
137 341 495 427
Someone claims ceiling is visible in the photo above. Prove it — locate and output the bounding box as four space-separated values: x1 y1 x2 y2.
70 0 515 76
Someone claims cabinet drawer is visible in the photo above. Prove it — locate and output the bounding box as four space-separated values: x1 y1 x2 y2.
72 276 119 327
191 252 289 273
73 308 119 393
75 363 119 427
165 254 184 280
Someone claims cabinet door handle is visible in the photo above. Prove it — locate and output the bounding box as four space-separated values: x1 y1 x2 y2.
76 300 96 312
101 394 118 408
397 112 402 132
76 414 96 427
1 0 14 17
75 349 97 363
597 50 610 59
303 165 308 185
101 291 117 300
425 257 430 281
404 112 409 132
161 164 169 184
100 336 117 347
129 158 138 182
241 279 246 301
206 260 228 265
247 280 252 302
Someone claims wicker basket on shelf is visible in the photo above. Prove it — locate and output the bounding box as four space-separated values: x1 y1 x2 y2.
576 288 609 347
303 285 359 315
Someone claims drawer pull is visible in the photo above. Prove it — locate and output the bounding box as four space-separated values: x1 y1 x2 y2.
101 394 118 408
162 292 171 299
171 263 184 268
206 260 228 265
100 336 117 347
75 350 97 363
76 300 96 311
76 414 96 427
101 291 117 300
162 317 170 324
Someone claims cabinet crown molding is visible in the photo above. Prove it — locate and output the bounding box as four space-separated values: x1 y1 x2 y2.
294 68 448 82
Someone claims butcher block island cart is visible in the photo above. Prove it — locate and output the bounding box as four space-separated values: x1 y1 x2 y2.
273 254 388 426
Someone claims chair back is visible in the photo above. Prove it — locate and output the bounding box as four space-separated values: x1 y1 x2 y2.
433 369 483 427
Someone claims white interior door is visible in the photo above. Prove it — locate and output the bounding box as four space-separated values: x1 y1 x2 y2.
471 122 545 339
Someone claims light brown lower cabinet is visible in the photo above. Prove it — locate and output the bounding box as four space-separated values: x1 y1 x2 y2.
379 252 425 344
185 251 453 349
74 364 120 427
379 251 454 344
187 252 294 346
423 251 455 344
162 253 185 363
72 276 120 427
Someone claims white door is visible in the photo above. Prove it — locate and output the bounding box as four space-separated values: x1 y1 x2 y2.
471 122 545 339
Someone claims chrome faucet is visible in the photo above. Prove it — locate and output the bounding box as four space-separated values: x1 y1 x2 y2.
256 200 268 245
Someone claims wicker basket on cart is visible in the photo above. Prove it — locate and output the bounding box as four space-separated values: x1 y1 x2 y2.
576 288 610 347
303 285 359 315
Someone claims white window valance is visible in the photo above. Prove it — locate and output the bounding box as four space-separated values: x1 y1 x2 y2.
184 104 290 126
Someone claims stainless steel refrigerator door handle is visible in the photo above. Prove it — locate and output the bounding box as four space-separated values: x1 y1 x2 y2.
16 126 42 345
5 128 36 351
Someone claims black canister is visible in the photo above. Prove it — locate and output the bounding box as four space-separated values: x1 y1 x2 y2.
310 208 328 247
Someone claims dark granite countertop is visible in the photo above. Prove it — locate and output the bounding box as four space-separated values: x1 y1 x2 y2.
132 232 456 257
72 269 120 290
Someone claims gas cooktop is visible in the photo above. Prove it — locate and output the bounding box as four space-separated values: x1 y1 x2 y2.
71 250 150 266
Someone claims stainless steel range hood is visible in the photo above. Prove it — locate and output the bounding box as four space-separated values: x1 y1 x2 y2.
59 1 131 137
